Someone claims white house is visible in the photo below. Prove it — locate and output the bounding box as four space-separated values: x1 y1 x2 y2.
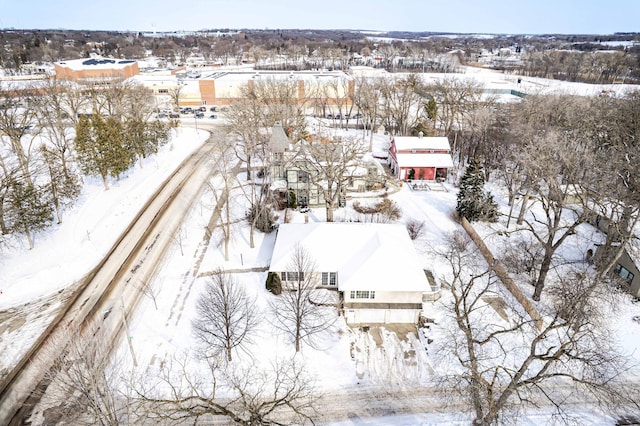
269 222 437 325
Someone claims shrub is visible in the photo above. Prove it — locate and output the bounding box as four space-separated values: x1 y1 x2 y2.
406 218 426 240
287 190 297 209
246 202 278 233
352 198 402 223
266 272 282 295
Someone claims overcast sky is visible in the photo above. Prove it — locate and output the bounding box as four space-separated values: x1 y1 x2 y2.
1 0 638 35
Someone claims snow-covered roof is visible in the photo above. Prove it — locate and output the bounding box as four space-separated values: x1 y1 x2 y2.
270 179 288 191
393 136 451 151
396 153 454 169
269 223 429 292
55 57 137 71
269 122 291 153
208 70 352 84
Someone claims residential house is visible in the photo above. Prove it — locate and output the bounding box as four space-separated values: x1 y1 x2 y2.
388 133 453 182
268 122 386 208
269 222 439 324
268 122 319 208
612 247 640 297
588 207 640 298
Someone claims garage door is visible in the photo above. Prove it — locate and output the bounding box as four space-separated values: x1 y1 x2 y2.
386 309 418 323
356 309 386 324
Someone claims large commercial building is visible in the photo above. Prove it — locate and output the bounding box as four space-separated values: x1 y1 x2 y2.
54 57 139 84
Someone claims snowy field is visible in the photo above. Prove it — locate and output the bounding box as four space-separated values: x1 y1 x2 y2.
2 115 640 424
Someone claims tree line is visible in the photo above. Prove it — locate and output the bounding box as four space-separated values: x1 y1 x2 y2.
0 79 171 249
2 28 638 83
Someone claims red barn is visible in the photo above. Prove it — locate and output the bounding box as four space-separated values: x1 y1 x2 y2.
388 134 453 181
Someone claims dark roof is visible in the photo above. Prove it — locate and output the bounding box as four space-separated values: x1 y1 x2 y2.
82 58 116 66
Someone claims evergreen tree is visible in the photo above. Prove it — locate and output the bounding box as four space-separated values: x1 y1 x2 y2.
456 157 498 222
124 118 170 168
40 145 82 224
74 114 133 190
6 178 53 249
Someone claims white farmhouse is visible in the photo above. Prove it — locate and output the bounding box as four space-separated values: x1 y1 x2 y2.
269 222 438 325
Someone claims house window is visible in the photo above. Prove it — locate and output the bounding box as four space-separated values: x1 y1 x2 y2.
322 272 337 286
350 290 375 299
298 171 309 183
281 271 304 282
614 263 635 284
158 89 168 94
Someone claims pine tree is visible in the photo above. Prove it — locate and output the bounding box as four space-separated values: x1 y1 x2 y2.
124 118 170 168
456 157 498 222
103 116 132 181
7 178 53 249
74 114 133 190
41 145 82 224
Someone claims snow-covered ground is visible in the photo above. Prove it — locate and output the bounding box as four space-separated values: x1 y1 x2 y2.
2 117 640 424
0 126 208 376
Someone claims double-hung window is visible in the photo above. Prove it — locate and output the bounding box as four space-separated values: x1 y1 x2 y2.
322 272 337 286
281 271 304 282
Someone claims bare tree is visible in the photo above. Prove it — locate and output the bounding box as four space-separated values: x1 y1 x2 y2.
352 76 382 151
436 232 638 425
270 243 337 352
225 98 266 181
405 217 426 240
299 133 367 222
0 85 40 184
243 77 308 142
505 94 600 301
205 132 240 261
33 77 82 177
167 84 184 112
378 75 426 136
227 77 307 182
35 324 133 426
322 75 354 130
240 177 278 249
135 355 317 425
192 269 261 362
430 77 484 155
516 130 594 301
588 91 640 272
